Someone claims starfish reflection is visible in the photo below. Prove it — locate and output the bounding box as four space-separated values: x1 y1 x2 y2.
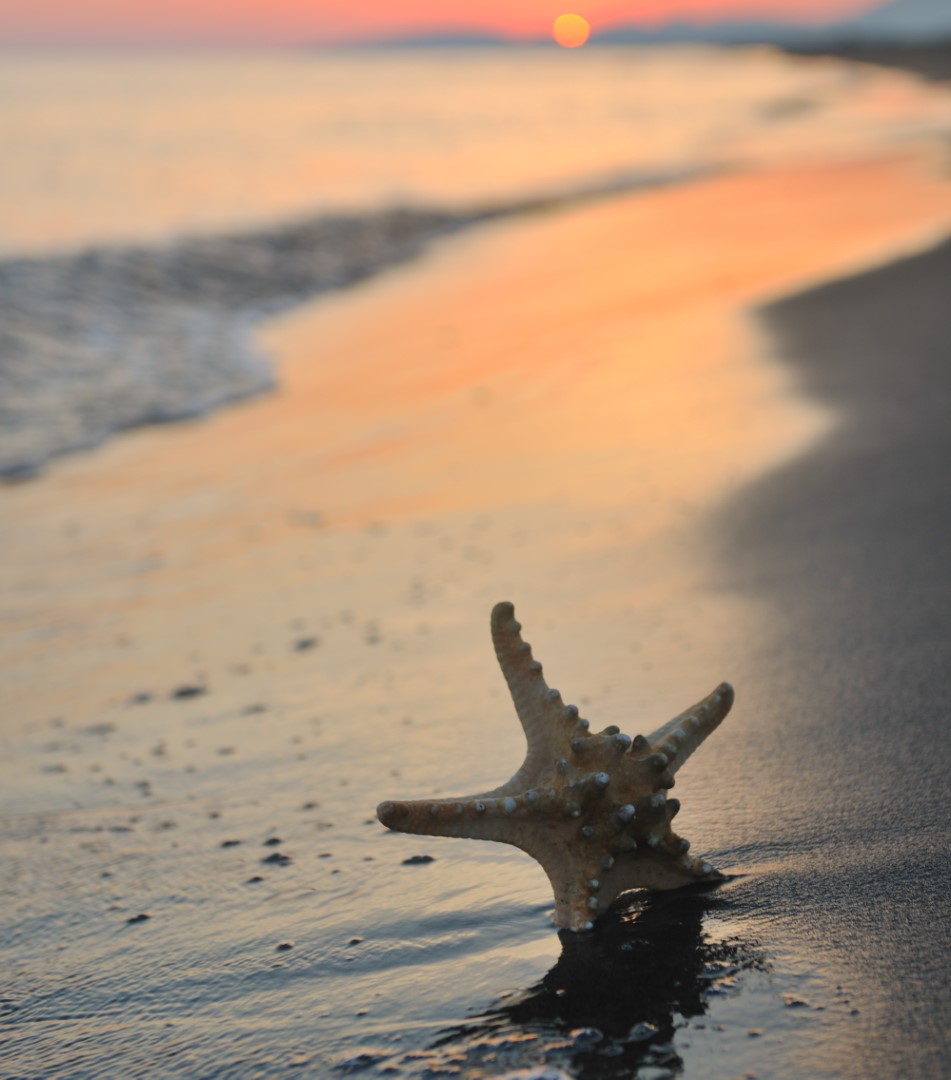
430 886 763 1078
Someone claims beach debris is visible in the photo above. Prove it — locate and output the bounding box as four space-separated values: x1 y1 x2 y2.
82 722 117 735
262 851 292 866
377 601 733 932
170 684 206 700
782 994 811 1008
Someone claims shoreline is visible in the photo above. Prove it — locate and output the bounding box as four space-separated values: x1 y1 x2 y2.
5 40 951 485
3 36 951 1076
3 151 951 1076
0 165 707 482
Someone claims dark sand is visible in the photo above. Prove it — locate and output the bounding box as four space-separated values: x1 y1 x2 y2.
714 237 951 1076
787 39 951 83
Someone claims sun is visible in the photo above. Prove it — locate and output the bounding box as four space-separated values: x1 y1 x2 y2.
553 13 591 48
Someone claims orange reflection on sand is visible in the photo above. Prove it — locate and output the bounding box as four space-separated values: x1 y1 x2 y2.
3 152 951 731
250 154 951 530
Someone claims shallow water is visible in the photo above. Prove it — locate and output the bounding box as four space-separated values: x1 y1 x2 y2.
0 515 888 1078
0 525 852 1078
3 45 951 478
4 46 946 256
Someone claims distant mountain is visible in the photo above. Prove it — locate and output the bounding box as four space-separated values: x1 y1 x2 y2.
596 20 820 46
355 0 951 50
843 0 951 40
598 0 951 46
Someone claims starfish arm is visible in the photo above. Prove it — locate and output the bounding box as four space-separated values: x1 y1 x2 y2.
377 793 548 844
490 601 582 793
645 682 734 775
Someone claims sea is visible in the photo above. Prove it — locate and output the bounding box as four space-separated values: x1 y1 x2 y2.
2 45 950 478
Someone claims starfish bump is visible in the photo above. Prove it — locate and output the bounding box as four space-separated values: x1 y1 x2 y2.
377 601 733 932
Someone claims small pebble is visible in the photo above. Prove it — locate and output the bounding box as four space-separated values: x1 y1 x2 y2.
171 685 206 700
126 913 151 925
262 852 292 866
220 839 242 848
401 855 435 866
628 1021 658 1042
293 637 319 652
262 837 283 847
83 722 116 735
570 1027 604 1050
275 941 294 952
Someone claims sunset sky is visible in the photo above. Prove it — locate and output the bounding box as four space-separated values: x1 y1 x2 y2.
1 0 885 47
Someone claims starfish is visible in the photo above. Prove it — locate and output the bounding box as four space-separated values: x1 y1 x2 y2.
377 601 734 931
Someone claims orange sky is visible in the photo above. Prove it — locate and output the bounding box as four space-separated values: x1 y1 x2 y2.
0 0 883 46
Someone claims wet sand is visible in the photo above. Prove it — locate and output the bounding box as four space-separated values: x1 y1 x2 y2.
713 235 951 1077
787 39 951 83
3 152 951 1077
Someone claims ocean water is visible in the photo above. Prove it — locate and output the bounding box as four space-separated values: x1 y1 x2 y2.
4 45 933 256
2 46 950 477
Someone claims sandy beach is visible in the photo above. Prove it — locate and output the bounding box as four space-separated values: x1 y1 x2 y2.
3 123 951 1078
712 231 951 1076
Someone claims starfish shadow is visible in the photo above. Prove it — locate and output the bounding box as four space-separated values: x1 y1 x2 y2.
431 882 763 1078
